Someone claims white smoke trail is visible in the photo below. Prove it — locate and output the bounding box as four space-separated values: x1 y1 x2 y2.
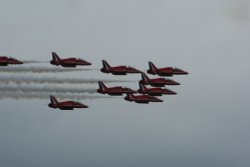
0 76 132 84
0 85 97 94
0 92 111 100
22 60 49 64
0 66 94 73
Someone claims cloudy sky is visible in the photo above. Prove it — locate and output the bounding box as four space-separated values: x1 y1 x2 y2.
0 0 250 166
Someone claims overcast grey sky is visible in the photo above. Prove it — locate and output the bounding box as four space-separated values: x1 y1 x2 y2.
0 0 250 167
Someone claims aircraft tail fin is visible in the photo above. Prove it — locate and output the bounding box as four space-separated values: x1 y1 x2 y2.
148 61 158 72
98 81 107 91
139 83 147 91
52 52 61 62
141 72 149 82
50 95 58 105
102 60 111 70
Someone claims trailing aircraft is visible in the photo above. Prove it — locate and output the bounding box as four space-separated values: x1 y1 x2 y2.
100 60 141 75
138 83 176 96
97 81 137 95
0 56 23 66
147 61 188 76
124 93 163 103
139 72 180 87
48 95 88 110
50 52 91 67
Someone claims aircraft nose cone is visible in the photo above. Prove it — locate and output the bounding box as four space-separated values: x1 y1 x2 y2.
165 89 177 94
84 61 92 65
12 60 23 64
129 67 142 73
175 69 188 75
16 60 23 64
169 80 180 85
79 60 92 65
175 82 180 85
181 70 188 75
80 104 88 108
156 98 163 102
134 69 142 73
168 90 177 94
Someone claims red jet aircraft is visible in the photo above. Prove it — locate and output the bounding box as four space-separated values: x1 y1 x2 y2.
147 61 188 77
48 95 88 110
124 93 163 103
138 83 176 96
97 81 137 95
139 72 180 87
100 60 141 75
0 56 23 66
50 52 91 67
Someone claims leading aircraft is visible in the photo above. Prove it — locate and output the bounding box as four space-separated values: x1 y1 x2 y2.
50 52 91 67
0 56 23 66
48 95 88 110
147 61 188 77
137 83 177 96
97 81 137 95
100 60 141 75
139 72 180 87
124 93 163 103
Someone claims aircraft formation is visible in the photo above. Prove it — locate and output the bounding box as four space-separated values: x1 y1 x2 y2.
1 52 188 110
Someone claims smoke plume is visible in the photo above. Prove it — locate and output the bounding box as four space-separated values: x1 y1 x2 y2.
0 85 97 94
0 76 132 84
0 66 93 73
22 60 49 64
0 92 112 100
